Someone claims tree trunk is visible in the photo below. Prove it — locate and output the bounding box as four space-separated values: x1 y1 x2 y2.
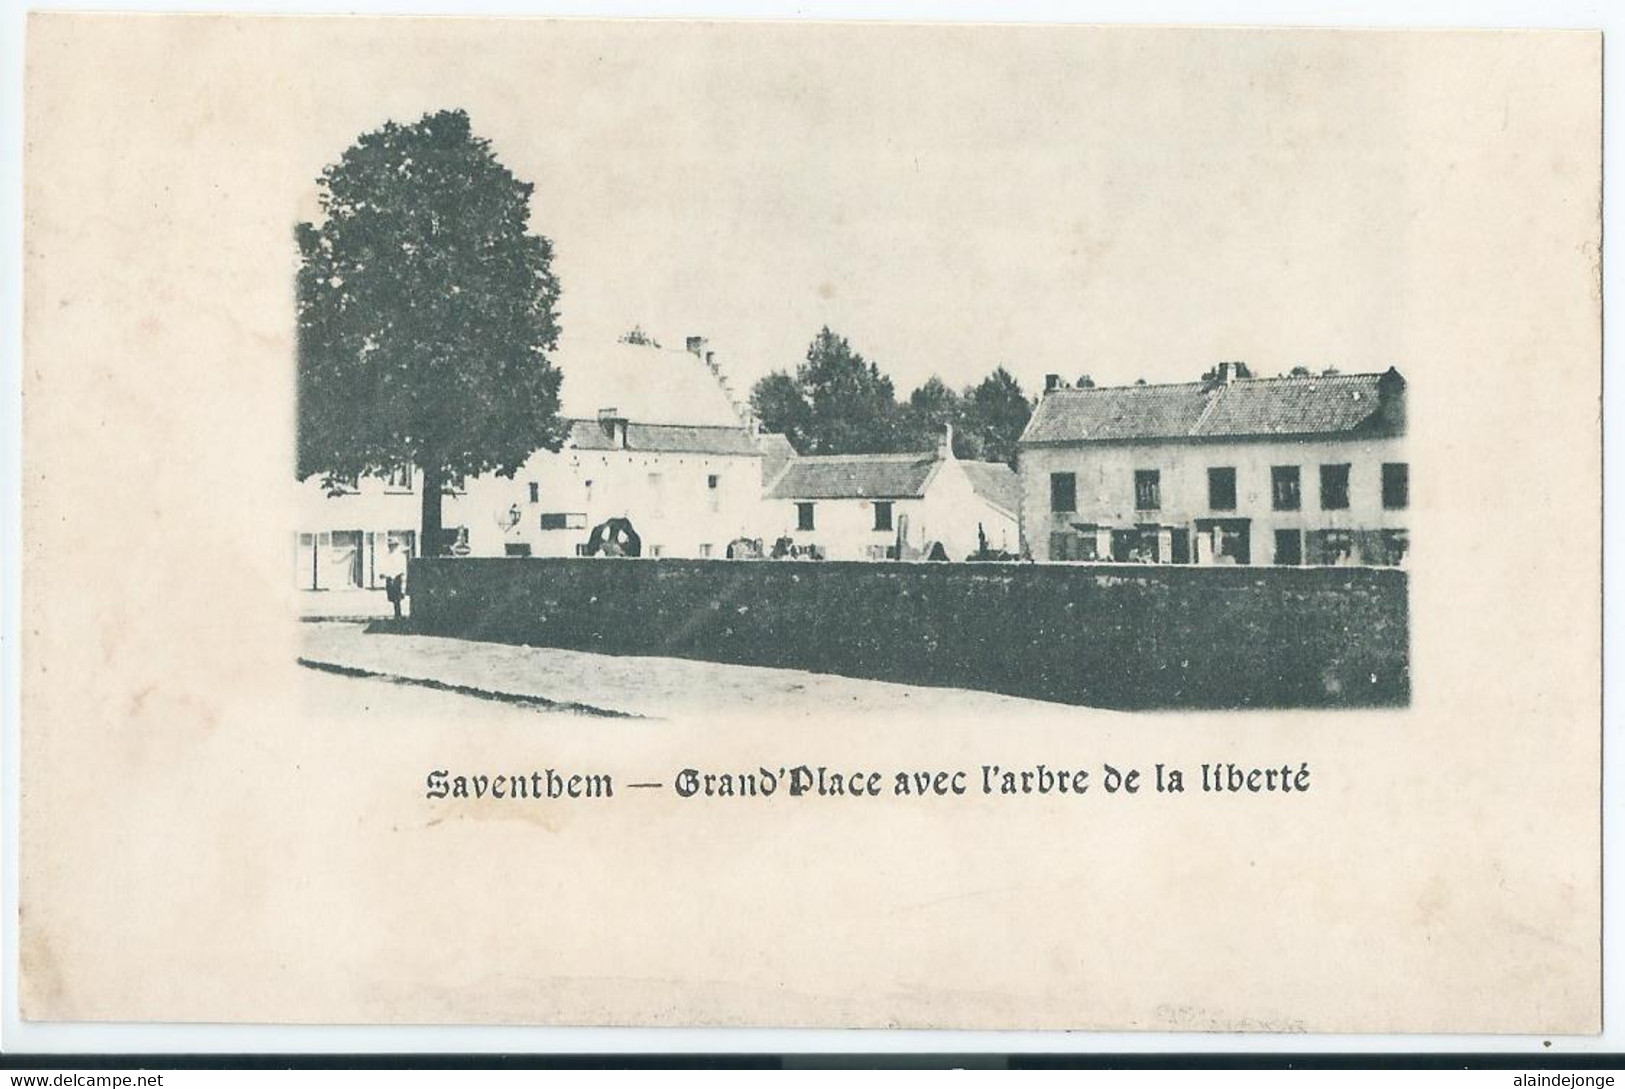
420 461 445 556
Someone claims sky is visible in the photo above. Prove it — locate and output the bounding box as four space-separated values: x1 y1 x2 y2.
270 20 1468 402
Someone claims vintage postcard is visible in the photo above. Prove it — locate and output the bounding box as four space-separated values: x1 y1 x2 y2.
18 15 1601 1032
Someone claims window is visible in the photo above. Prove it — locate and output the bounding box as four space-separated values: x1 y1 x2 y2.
1208 467 1237 511
324 472 359 495
1319 464 1350 510
1050 472 1076 513
504 543 532 557
540 512 587 530
432 526 469 555
874 501 894 531
1274 529 1303 566
1377 528 1409 566
1049 531 1097 562
646 471 665 511
384 465 414 493
1134 469 1161 511
1306 528 1355 565
707 474 720 489
699 543 713 558
1271 466 1301 511
797 502 816 531
528 482 540 504
1382 463 1409 510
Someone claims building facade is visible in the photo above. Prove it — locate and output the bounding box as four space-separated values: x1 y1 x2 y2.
763 428 1019 561
295 335 778 589
1017 364 1408 567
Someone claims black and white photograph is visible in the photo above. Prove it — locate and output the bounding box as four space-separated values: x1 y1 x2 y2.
293 101 1410 714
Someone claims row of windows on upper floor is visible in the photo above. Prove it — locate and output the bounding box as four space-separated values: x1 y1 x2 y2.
1048 463 1409 515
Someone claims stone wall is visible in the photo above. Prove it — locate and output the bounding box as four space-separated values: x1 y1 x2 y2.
406 558 1410 710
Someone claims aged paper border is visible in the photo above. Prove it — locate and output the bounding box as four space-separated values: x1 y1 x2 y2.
2 0 1617 1056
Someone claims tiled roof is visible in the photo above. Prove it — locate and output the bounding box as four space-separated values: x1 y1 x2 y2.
756 432 798 460
1020 369 1404 445
566 419 762 456
765 453 940 500
553 337 747 427
758 432 798 485
959 460 1020 515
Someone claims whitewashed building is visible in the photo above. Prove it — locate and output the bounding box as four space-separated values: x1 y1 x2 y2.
762 428 1020 561
295 335 779 590
1017 363 1408 566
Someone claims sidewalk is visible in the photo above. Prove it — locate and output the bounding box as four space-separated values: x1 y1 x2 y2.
297 588 401 621
298 621 1094 721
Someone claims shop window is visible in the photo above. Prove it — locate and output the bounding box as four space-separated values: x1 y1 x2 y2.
1306 528 1355 565
1274 529 1303 566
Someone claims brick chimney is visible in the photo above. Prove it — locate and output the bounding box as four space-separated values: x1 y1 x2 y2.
597 407 628 449
1044 373 1064 393
1375 366 1407 435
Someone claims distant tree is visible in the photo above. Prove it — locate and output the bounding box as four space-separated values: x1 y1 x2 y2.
1287 365 1313 377
1134 378 1148 385
749 370 813 453
960 367 1033 466
792 327 901 454
1321 366 1342 376
297 109 565 555
619 324 661 347
1076 374 1096 388
900 375 964 453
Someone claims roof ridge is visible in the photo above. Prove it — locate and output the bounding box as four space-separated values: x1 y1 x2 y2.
790 451 936 461
566 417 754 432
1048 371 1390 395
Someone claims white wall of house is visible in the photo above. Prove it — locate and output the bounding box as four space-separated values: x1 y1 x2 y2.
461 446 766 559
296 443 770 585
770 460 1018 561
293 469 458 590
1019 435 1409 565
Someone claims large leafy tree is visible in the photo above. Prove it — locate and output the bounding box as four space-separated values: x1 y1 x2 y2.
748 327 901 455
749 370 813 453
959 367 1033 466
899 375 964 455
297 108 566 554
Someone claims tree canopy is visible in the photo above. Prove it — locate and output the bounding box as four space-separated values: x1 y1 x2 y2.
749 328 1033 465
296 108 565 553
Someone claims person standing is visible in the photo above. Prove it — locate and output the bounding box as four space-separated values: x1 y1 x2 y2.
379 536 408 620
